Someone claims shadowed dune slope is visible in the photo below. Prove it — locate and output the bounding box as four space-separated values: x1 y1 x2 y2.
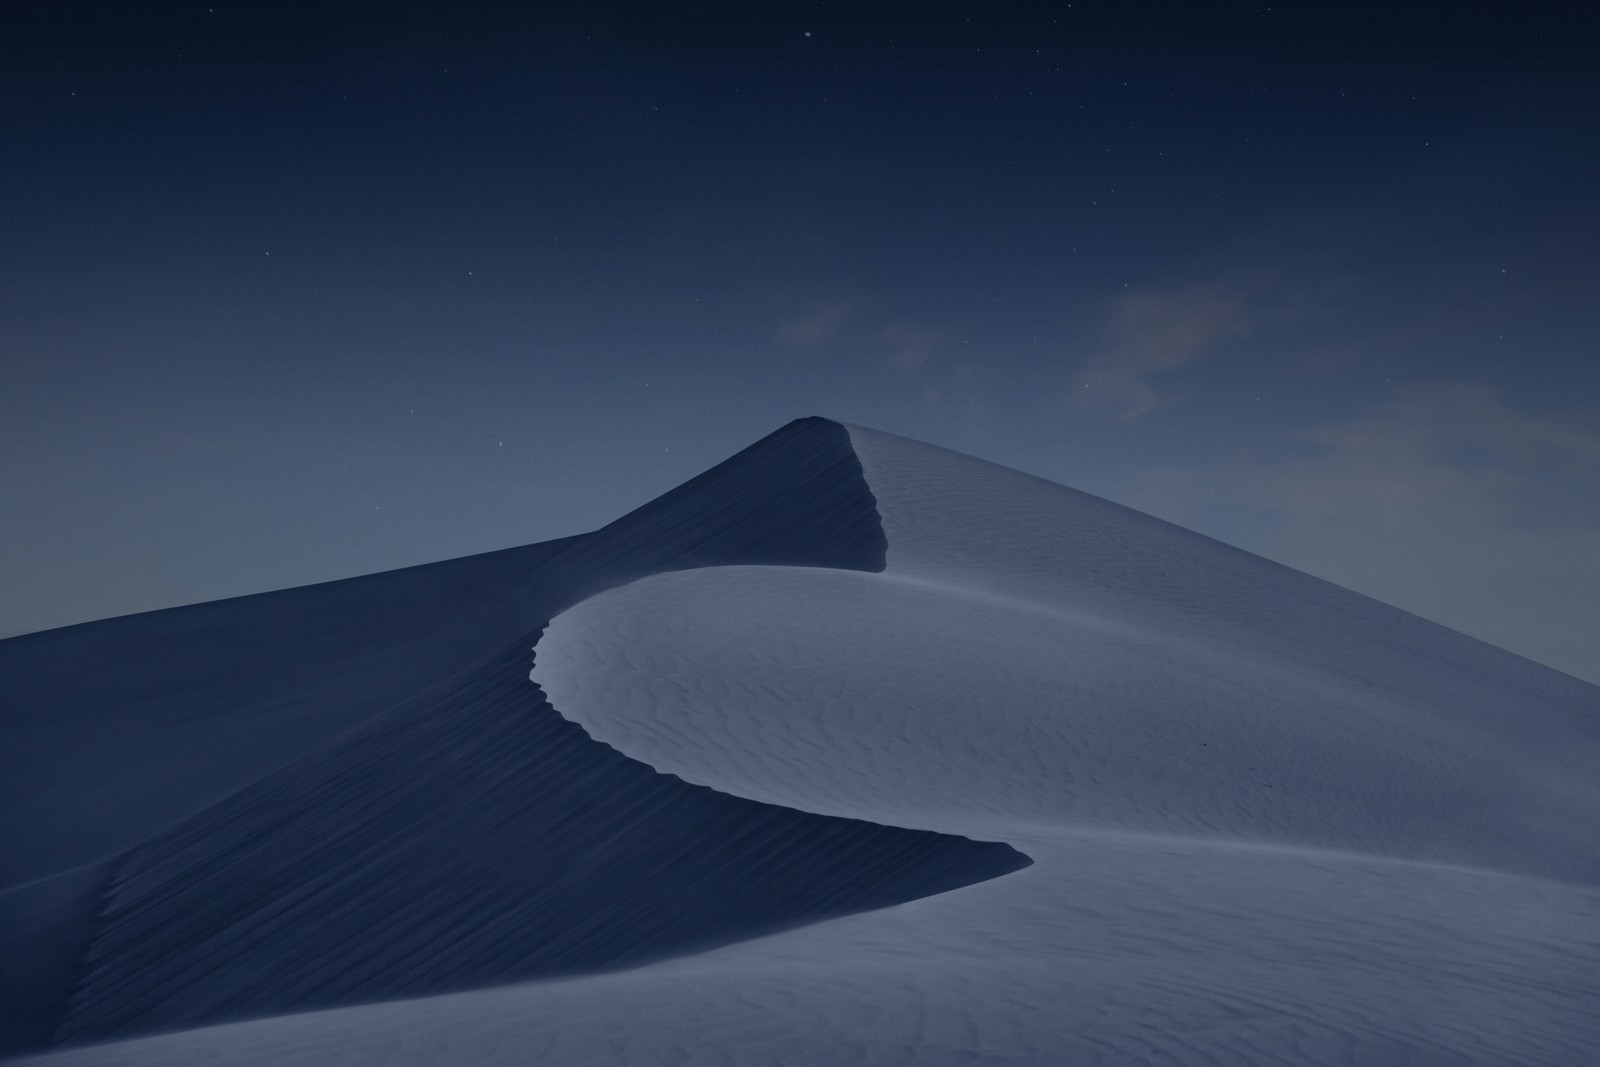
1 416 929 1057
0 416 883 892
10 418 1600 1066
52 633 1025 1046
0 535 576 891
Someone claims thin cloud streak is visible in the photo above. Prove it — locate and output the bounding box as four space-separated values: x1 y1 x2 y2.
1074 284 1252 418
881 324 941 370
774 301 854 347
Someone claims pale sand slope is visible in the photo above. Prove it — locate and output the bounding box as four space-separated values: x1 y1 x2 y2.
19 422 1600 1065
528 426 1600 1062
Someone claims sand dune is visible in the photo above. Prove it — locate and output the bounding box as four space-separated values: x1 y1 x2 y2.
535 564 1600 880
0 417 878 894
3 417 916 1055
31 835 1597 1066
55 633 1020 1045
6 418 1599 1065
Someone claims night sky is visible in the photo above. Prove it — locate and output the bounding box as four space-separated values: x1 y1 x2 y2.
5 3 1598 682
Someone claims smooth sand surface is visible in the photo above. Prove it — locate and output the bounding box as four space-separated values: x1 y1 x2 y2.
10 419 1599 1065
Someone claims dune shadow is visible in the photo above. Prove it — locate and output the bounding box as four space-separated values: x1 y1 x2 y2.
54 630 1029 1047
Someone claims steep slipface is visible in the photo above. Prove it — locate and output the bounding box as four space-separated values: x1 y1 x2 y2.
54 633 1024 1046
2 416 918 1057
529 415 886 587
20 417 1598 1066
0 537 577 892
0 416 883 893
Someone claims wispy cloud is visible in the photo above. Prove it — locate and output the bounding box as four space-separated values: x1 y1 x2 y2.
1273 382 1600 524
881 324 941 370
773 300 853 347
1074 284 1252 418
874 323 996 439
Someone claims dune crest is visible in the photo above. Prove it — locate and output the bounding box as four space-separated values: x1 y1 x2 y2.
8 418 1600 1065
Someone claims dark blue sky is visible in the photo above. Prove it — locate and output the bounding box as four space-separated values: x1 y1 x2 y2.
5 3 1597 680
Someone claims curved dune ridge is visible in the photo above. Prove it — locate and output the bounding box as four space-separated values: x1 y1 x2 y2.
533 565 1600 878
0 417 883 895
536 425 1600 884
6 418 1033 1058
7 418 1600 1066
51 634 1025 1046
520 424 1600 1065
